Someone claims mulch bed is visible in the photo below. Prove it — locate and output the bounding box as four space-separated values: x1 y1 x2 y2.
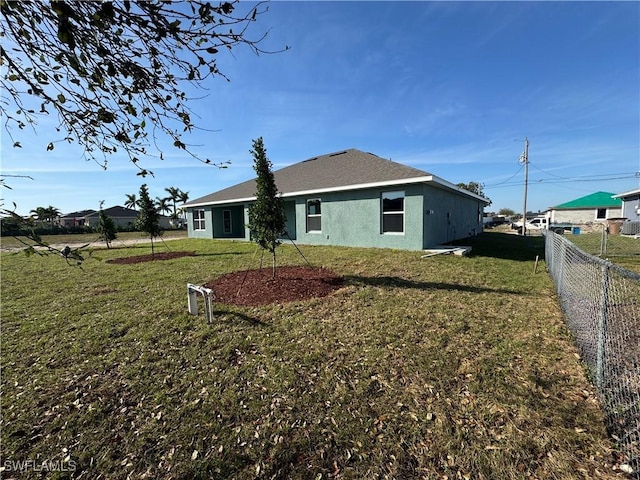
205 265 345 307
106 251 196 264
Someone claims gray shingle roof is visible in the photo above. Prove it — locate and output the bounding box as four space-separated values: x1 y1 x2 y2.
84 206 139 218
61 209 97 218
186 149 433 206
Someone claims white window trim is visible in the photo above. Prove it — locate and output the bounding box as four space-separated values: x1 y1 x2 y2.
306 198 322 233
382 191 405 235
595 208 607 220
193 208 206 231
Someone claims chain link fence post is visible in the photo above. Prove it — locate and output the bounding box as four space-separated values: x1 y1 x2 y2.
596 263 609 390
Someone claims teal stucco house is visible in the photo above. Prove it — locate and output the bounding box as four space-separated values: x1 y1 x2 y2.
184 149 489 251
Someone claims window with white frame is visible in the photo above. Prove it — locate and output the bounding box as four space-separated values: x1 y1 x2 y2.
193 209 206 231
306 199 321 232
223 210 232 234
382 191 405 233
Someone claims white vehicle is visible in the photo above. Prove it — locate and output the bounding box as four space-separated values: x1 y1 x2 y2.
513 216 573 234
527 217 548 229
512 216 546 229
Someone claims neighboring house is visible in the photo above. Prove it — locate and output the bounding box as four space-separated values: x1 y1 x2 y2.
60 209 96 227
612 188 640 221
70 206 172 230
547 191 623 224
184 149 490 251
90 205 172 229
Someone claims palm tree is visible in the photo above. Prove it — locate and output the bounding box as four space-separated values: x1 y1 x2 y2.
44 205 61 225
155 196 171 216
125 193 137 211
29 207 47 224
164 186 181 217
29 206 60 226
177 190 189 227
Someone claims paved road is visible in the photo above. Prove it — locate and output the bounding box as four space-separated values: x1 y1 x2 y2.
0 232 187 253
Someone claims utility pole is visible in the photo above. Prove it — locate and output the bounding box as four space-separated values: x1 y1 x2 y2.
520 138 529 236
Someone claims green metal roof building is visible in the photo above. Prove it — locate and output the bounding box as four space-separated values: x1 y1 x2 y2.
549 191 623 224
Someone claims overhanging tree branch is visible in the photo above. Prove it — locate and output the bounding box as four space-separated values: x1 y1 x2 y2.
0 1 287 175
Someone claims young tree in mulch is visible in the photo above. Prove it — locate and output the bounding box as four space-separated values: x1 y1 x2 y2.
135 184 163 257
246 137 286 278
96 201 118 249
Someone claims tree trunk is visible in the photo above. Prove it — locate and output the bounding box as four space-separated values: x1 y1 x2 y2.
151 236 155 258
272 249 276 279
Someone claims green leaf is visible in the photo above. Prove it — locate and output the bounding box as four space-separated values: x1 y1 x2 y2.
57 93 66 104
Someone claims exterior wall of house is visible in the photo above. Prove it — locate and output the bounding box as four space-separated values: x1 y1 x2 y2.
188 201 296 241
187 206 214 238
290 185 426 251
621 194 640 221
187 185 484 251
422 187 484 248
62 217 88 227
549 207 623 224
85 216 135 229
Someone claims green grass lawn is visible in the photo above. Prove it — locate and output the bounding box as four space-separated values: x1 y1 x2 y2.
1 233 624 479
565 232 640 274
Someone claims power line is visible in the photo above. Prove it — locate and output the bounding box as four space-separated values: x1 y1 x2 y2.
486 163 524 187
529 163 572 179
486 172 639 189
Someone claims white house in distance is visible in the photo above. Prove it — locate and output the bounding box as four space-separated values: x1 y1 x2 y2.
613 188 640 222
183 149 490 251
60 209 97 227
547 191 622 224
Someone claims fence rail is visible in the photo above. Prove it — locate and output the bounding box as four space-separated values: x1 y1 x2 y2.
545 231 640 476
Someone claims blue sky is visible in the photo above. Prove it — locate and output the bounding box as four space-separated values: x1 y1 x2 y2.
2 1 639 216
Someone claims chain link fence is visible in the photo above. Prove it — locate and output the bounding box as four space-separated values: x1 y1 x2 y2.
551 222 640 261
545 231 640 476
